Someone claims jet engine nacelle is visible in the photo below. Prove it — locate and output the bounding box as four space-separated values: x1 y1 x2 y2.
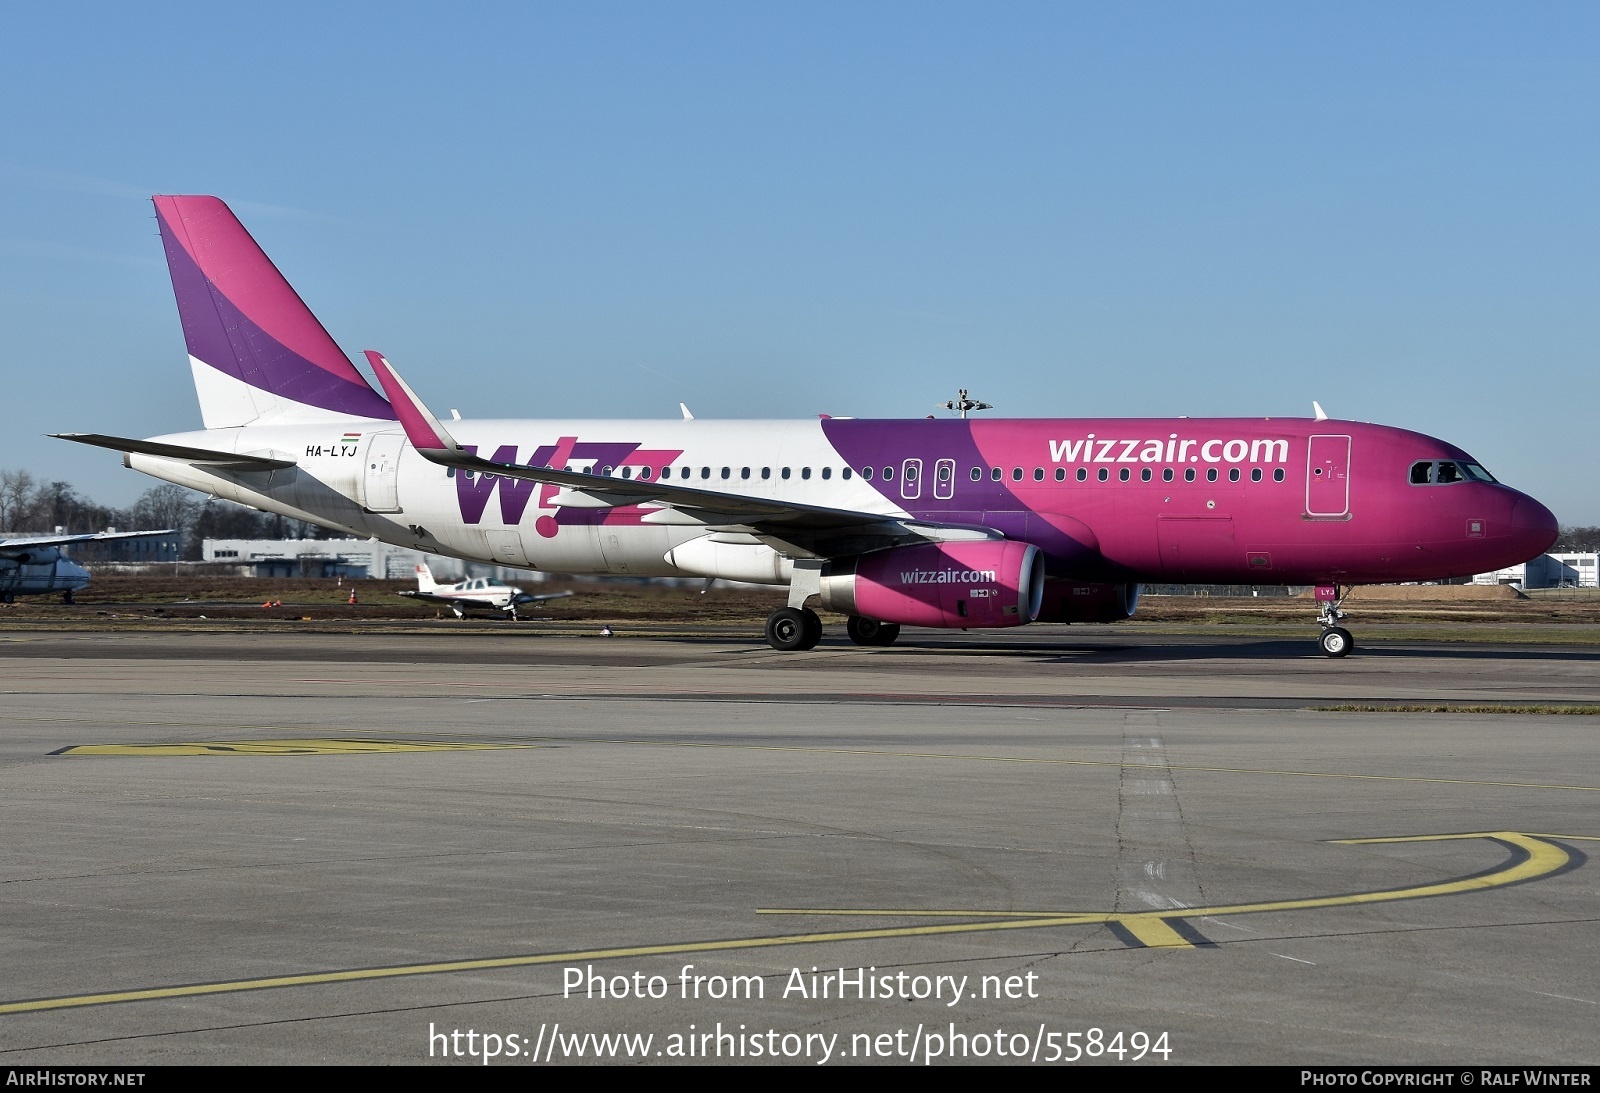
820 541 1045 629
1035 579 1141 623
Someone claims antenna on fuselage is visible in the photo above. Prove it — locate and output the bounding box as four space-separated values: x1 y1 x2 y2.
1312 401 1329 421
942 389 992 419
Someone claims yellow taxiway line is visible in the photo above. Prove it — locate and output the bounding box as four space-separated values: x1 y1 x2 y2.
0 831 1584 1015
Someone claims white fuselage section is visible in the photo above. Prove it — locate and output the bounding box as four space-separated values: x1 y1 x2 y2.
130 418 901 581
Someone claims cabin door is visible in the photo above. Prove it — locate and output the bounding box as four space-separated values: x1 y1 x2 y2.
1305 435 1351 517
361 433 406 513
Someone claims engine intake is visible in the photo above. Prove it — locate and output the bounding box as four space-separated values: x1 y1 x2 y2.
820 541 1045 629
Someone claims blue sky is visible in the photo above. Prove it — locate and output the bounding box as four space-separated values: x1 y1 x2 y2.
3 2 1595 522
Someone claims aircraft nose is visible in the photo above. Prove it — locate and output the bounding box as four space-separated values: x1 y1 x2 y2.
1510 494 1559 558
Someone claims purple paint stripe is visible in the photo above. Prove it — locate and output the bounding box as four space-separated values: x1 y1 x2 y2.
161 226 394 419
821 419 1108 575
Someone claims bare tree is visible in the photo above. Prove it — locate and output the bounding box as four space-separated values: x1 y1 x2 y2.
0 469 35 530
131 484 202 535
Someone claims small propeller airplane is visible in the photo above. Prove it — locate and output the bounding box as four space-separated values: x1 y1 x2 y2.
397 562 572 619
0 530 176 603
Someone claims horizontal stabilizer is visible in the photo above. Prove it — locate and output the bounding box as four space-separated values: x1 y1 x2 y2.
51 433 296 471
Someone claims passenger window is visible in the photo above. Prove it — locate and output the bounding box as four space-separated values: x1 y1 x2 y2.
1229 468 1240 482
761 467 771 480
1207 468 1218 482
883 466 894 481
842 467 851 480
1076 468 1087 482
1011 467 1023 482
700 467 710 479
1140 468 1152 482
1119 468 1130 482
1097 468 1109 482
1033 467 1044 481
603 465 614 476
1162 468 1173 482
740 467 750 480
1055 468 1066 482
863 466 873 481
721 467 731 479
970 467 982 482
1273 468 1284 482
1410 461 1433 485
801 467 812 480
1251 468 1262 482
1185 468 1196 482
991 467 1002 482
938 464 952 482
781 467 791 480
620 467 632 479
821 467 832 480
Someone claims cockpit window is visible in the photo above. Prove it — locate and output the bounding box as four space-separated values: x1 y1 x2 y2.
1409 459 1496 486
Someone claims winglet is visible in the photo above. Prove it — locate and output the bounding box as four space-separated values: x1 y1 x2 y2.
364 351 459 454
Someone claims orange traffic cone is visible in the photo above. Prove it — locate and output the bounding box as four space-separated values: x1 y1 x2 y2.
348 589 358 605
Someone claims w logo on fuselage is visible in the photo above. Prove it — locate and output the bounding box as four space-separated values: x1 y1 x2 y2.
455 438 684 538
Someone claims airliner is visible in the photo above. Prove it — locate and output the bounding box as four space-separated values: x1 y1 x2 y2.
399 562 572 619
55 196 1558 655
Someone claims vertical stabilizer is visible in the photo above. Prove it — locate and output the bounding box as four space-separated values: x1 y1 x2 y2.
415 563 439 592
153 196 395 428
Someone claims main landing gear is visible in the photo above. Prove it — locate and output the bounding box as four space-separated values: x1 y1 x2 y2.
846 615 900 647
765 606 822 651
1315 583 1354 658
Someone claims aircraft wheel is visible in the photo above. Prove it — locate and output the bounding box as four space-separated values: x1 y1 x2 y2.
765 607 812 651
62 591 75 605
798 607 823 650
847 616 900 647
1319 627 1354 658
0 593 13 604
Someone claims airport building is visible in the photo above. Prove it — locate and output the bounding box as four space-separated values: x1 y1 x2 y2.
1473 552 1599 589
201 538 540 583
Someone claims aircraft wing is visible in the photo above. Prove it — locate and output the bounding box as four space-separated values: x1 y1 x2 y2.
51 433 296 471
396 590 503 610
365 353 1001 557
1 528 178 553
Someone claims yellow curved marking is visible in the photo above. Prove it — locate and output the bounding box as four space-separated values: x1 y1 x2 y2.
758 831 1577 950
0 831 1581 1015
57 739 534 756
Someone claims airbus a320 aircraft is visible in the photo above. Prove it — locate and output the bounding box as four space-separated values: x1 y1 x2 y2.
398 562 572 620
56 196 1558 655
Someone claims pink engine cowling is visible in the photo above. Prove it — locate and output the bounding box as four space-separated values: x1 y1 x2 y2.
819 541 1045 629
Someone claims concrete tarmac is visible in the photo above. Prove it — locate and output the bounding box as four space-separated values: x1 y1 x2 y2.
0 626 1596 1066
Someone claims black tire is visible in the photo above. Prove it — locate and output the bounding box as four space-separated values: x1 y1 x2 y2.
1319 627 1354 658
847 616 901 647
797 607 823 650
766 607 811 651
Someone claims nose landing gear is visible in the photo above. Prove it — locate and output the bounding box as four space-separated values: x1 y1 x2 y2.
1315 583 1354 658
